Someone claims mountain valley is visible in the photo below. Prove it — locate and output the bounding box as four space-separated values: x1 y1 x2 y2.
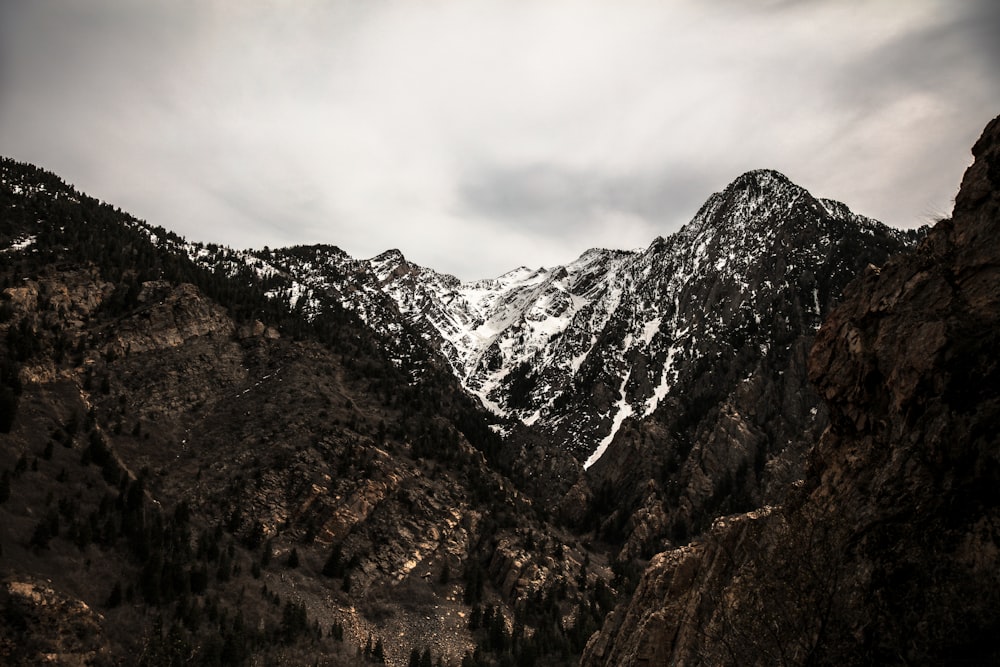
1 113 997 667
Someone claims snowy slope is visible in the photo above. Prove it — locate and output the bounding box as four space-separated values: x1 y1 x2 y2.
353 170 914 465
143 168 915 466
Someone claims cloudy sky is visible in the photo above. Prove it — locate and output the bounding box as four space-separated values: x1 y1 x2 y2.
1 1 998 280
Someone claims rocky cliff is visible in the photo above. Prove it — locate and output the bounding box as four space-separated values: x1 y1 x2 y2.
0 163 614 666
582 115 1000 666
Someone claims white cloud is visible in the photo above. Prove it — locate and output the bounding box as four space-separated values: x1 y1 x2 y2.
0 0 997 278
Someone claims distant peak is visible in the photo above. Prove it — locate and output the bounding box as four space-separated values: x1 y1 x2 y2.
679 168 815 239
496 266 532 280
284 243 349 258
729 169 795 192
713 169 808 215
371 248 407 265
578 247 611 259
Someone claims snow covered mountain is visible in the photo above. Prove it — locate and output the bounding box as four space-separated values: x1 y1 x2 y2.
2 159 916 470
0 154 926 579
210 169 916 469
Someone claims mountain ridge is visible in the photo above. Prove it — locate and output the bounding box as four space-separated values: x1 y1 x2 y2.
138 165 921 561
1 160 920 517
202 168 915 469
1 154 933 665
582 111 1000 667
0 156 620 665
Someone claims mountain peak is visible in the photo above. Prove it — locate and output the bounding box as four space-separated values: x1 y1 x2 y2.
728 169 796 193
371 248 406 264
682 169 806 240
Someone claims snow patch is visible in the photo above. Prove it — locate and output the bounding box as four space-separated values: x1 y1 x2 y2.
643 346 678 416
584 370 634 469
569 336 596 373
640 317 661 346
3 235 35 253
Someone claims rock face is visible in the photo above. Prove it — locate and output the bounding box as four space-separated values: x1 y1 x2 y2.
0 161 614 667
107 281 237 356
582 115 1000 665
0 580 108 666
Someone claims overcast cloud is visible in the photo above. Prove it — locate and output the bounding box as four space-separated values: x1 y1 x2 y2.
1 1 998 279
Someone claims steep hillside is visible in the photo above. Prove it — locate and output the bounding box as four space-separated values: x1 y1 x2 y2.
0 139 939 666
582 115 1000 666
0 161 614 666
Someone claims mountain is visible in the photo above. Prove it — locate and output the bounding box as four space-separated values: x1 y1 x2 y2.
212 170 916 557
582 115 1000 666
570 171 919 558
0 139 948 667
158 169 920 560
0 161 615 666
223 170 915 469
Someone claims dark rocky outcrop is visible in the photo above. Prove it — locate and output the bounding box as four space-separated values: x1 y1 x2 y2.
583 115 1000 666
0 579 109 665
0 162 611 666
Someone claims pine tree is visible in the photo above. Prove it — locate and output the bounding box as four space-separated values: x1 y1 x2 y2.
322 544 343 577
0 470 10 503
106 581 123 608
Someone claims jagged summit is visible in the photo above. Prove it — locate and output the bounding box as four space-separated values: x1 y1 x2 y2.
705 168 801 208
370 247 407 264
498 266 533 279
705 168 806 218
729 167 794 190
368 248 412 281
